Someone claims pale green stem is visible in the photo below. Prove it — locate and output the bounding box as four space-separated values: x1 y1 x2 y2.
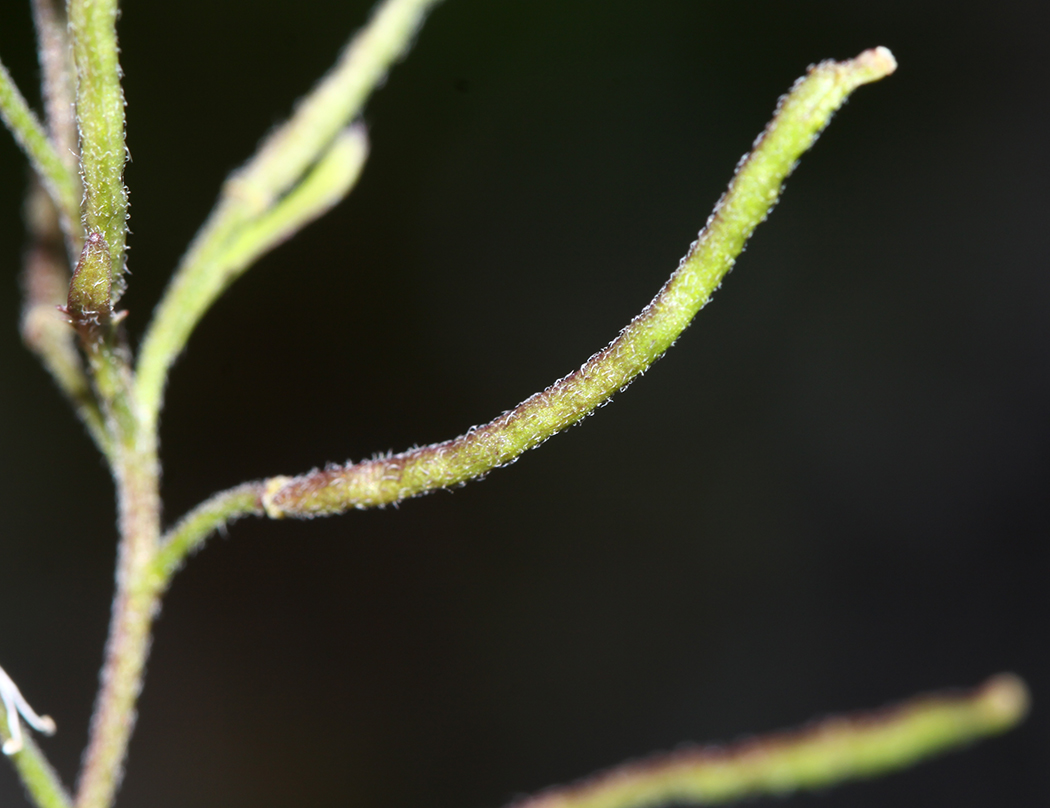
0 730 72 808
0 57 80 235
510 675 1029 808
259 48 898 518
219 126 369 280
154 483 264 583
20 184 109 454
74 433 163 808
228 0 438 206
135 0 443 430
135 126 369 433
67 0 128 297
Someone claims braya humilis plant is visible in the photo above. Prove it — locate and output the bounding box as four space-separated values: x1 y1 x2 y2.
0 1 1029 807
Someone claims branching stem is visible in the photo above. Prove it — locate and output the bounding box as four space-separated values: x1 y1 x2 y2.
8 6 1019 808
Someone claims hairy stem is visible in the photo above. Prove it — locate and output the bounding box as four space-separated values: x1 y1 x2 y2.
75 433 163 808
67 0 128 295
152 48 897 566
154 483 264 583
510 675 1028 808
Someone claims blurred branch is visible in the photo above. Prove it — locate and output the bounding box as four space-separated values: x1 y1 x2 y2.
31 0 78 170
135 126 369 436
512 675 1029 808
0 57 80 237
135 0 444 430
31 0 81 256
20 184 109 454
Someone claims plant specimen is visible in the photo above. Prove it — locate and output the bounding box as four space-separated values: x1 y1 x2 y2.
0 1 1030 807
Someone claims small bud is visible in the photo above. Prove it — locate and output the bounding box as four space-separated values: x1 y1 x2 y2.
65 232 113 335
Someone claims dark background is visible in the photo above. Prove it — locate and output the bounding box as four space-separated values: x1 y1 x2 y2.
1 1 1047 806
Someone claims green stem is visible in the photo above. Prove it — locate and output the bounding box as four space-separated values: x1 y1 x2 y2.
64 241 160 808
261 48 898 518
74 433 163 808
135 126 370 433
67 0 128 296
154 483 264 584
0 734 72 808
510 675 1029 808
0 58 80 237
135 0 443 431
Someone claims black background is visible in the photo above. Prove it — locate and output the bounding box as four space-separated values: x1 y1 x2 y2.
1 2 1047 806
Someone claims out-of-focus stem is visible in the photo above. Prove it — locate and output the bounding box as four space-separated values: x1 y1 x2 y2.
0 58 80 235
31 0 81 255
135 0 443 430
74 431 163 808
135 126 370 433
20 184 109 453
509 675 1029 808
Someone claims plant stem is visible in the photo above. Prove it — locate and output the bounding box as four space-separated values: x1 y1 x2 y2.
75 432 163 808
0 665 70 808
67 0 128 295
0 58 80 236
509 675 1029 808
0 732 72 808
135 0 443 431
154 483 264 583
66 233 162 808
31 0 78 172
31 0 81 257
